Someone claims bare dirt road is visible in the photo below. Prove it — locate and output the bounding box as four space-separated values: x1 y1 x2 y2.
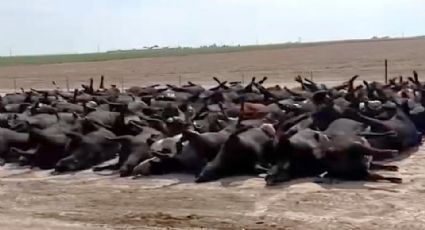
1 38 425 229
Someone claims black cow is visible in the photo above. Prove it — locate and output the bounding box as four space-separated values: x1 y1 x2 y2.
54 128 120 173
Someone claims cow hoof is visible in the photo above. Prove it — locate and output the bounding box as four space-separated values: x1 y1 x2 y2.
194 176 208 183
119 171 131 177
50 170 61 176
195 173 217 183
314 177 331 184
133 161 151 176
17 156 30 166
388 177 402 184
265 176 277 186
386 165 399 171
195 168 218 183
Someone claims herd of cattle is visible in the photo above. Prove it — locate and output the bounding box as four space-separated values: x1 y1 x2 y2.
0 73 424 185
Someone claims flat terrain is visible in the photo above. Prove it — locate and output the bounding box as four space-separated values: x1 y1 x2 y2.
0 148 424 230
0 38 424 90
1 38 425 229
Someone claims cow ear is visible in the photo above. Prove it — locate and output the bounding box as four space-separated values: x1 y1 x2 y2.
65 131 83 142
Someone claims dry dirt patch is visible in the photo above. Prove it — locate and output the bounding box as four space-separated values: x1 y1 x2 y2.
0 145 425 229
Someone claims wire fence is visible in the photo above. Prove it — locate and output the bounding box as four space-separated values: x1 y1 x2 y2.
3 59 399 93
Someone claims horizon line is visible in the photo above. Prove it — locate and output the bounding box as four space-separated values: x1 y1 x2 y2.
2 35 424 58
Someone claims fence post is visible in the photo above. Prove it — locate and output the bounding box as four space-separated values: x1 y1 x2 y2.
384 59 388 84
242 73 245 84
66 76 70 92
121 77 124 92
13 78 17 93
179 75 182 86
310 71 313 81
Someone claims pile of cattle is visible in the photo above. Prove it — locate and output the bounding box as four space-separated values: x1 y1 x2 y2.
0 73 424 185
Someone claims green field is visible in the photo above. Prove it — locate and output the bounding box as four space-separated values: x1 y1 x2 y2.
0 37 422 67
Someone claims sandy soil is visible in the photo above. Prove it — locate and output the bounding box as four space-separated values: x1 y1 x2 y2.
1 38 425 229
0 147 424 230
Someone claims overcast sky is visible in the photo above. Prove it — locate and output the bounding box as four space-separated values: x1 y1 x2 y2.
0 0 424 56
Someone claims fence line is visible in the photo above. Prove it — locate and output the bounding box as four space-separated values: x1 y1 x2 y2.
5 60 400 92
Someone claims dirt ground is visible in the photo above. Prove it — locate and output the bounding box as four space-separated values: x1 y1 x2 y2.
0 38 424 90
1 38 425 229
1 148 425 230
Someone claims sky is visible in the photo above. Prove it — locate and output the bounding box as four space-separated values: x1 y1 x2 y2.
0 0 424 56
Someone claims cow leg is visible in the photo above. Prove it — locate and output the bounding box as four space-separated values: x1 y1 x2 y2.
369 149 398 160
254 163 269 174
314 172 341 184
369 162 399 171
357 131 396 137
93 163 121 171
353 143 398 160
366 172 402 184
365 147 398 160
356 113 392 132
